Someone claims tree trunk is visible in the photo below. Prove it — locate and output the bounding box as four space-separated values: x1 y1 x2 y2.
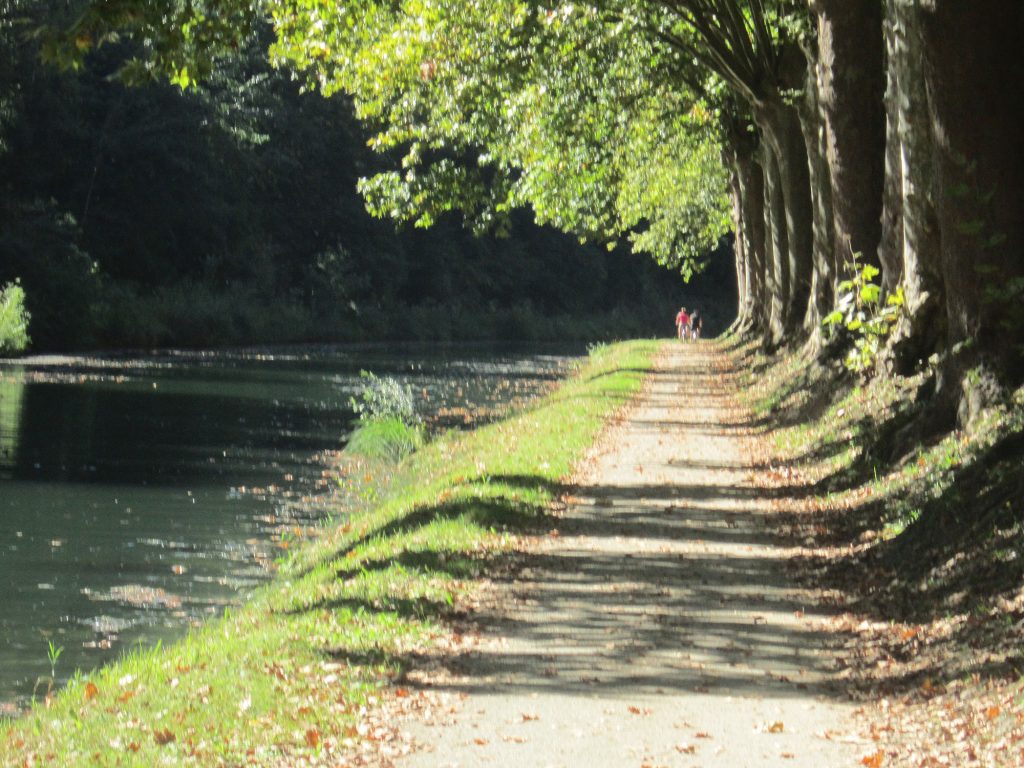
755 100 814 341
921 1 1024 422
728 165 752 331
761 141 789 346
877 0 904 294
733 135 768 338
814 0 886 274
796 41 835 349
886 0 945 370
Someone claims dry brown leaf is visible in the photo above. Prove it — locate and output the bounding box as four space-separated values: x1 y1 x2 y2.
473 738 489 746
153 728 176 746
305 728 320 748
675 744 697 754
83 682 98 702
860 749 884 767
768 721 785 734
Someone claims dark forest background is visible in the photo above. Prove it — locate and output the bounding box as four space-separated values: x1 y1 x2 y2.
0 9 735 353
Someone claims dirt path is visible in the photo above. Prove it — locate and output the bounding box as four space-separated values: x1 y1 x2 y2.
392 342 865 767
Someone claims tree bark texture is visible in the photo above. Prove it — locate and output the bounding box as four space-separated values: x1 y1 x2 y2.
796 43 836 347
814 0 886 273
733 137 768 337
877 0 946 372
761 141 789 346
728 166 752 330
755 100 814 340
922 0 1024 381
891 0 944 329
877 0 904 294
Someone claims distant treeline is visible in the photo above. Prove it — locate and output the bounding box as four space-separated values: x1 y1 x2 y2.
0 9 734 352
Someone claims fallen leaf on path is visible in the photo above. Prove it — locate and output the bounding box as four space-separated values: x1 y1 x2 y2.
521 713 539 722
860 750 884 767
768 721 785 734
675 744 697 754
153 728 176 746
781 752 795 759
695 731 712 739
473 738 489 746
628 705 653 716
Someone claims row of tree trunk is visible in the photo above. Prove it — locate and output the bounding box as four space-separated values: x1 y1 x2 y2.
726 0 1024 427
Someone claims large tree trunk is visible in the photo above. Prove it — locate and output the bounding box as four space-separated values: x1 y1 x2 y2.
814 0 885 273
755 100 814 341
921 1 1024 423
733 135 768 338
877 0 904 294
884 0 946 371
728 166 752 331
796 40 836 350
761 141 789 346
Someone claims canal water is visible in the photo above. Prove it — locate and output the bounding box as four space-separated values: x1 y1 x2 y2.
0 343 579 710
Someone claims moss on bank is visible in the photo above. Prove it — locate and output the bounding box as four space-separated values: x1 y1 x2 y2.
0 340 657 767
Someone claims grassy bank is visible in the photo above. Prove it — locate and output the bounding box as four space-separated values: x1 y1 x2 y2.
726 335 1024 766
1 340 657 766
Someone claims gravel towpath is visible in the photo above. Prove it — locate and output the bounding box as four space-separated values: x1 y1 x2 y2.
393 342 864 767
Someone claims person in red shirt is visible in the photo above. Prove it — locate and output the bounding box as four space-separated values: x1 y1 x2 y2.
674 307 690 341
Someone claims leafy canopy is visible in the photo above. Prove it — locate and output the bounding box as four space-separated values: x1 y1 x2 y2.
44 0 736 276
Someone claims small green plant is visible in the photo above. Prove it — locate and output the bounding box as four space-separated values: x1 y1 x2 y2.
349 370 420 426
47 640 63 679
0 279 31 355
32 640 64 701
824 254 904 373
347 371 424 462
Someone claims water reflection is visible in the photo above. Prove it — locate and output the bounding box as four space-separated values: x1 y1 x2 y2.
0 343 578 709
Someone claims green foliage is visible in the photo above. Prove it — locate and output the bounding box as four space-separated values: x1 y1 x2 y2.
0 279 31 355
346 416 425 463
349 371 420 427
824 255 905 373
46 640 63 680
268 0 732 276
1 3 694 350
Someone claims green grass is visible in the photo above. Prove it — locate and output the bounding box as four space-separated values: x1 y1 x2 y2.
346 416 424 462
0 339 657 767
0 281 31 355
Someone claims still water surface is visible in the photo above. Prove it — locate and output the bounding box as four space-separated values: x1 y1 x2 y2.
0 343 579 709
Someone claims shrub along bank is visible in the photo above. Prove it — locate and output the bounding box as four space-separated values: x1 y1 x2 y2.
0 340 657 766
